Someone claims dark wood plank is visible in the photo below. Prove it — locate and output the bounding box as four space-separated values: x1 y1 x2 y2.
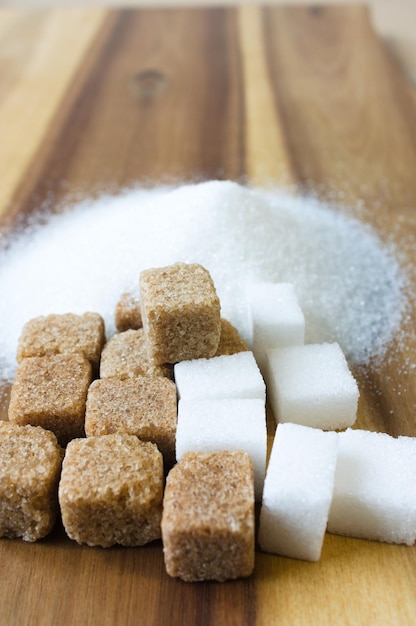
6 7 245 232
263 5 416 210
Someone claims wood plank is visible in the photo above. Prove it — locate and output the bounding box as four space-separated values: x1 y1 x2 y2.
0 8 108 215
238 5 295 186
2 7 246 229
257 535 416 625
0 6 415 626
261 5 416 209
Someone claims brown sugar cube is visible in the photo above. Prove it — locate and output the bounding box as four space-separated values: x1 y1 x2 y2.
115 291 142 332
100 329 173 380
8 354 92 445
59 434 163 547
161 450 255 582
85 376 177 467
139 262 221 365
215 318 249 356
16 312 105 370
0 422 63 542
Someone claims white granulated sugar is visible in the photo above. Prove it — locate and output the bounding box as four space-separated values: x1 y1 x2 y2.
0 180 409 381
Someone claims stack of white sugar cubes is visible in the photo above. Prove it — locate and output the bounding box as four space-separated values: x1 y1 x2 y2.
246 282 353 561
247 282 359 432
174 276 416 563
245 282 416 560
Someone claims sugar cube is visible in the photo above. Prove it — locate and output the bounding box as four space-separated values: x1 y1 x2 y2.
258 423 339 561
84 375 177 467
214 318 249 356
16 312 105 370
328 429 416 545
59 434 163 547
247 282 305 372
8 354 92 445
176 398 267 499
115 291 142 332
266 342 359 430
100 329 173 379
0 422 63 542
162 451 255 582
140 262 221 364
174 351 266 402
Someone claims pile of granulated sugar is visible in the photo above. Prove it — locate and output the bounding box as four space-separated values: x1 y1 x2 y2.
0 180 410 381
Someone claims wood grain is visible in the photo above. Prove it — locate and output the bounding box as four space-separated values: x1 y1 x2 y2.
0 5 415 626
0 8 108 214
1 7 246 230
261 5 416 209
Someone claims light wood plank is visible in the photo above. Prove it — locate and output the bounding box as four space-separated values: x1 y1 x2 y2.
0 8 108 214
257 535 416 626
238 5 294 187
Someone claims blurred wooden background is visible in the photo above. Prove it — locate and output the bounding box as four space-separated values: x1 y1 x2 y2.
0 1 415 88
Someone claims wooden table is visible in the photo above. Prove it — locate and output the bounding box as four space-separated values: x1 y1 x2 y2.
1 5 416 625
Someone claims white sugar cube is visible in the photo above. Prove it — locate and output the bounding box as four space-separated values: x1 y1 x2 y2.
328 429 416 545
258 423 338 561
266 342 359 430
247 282 305 372
176 398 267 499
174 351 265 402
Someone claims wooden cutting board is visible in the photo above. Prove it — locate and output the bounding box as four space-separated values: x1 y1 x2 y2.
1 5 416 625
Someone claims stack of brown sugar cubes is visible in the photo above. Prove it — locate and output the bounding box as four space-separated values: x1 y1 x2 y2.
5 312 104 541
139 263 255 582
1 262 256 582
9 312 104 444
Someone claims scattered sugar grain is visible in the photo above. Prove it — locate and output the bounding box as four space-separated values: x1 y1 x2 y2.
0 181 411 382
